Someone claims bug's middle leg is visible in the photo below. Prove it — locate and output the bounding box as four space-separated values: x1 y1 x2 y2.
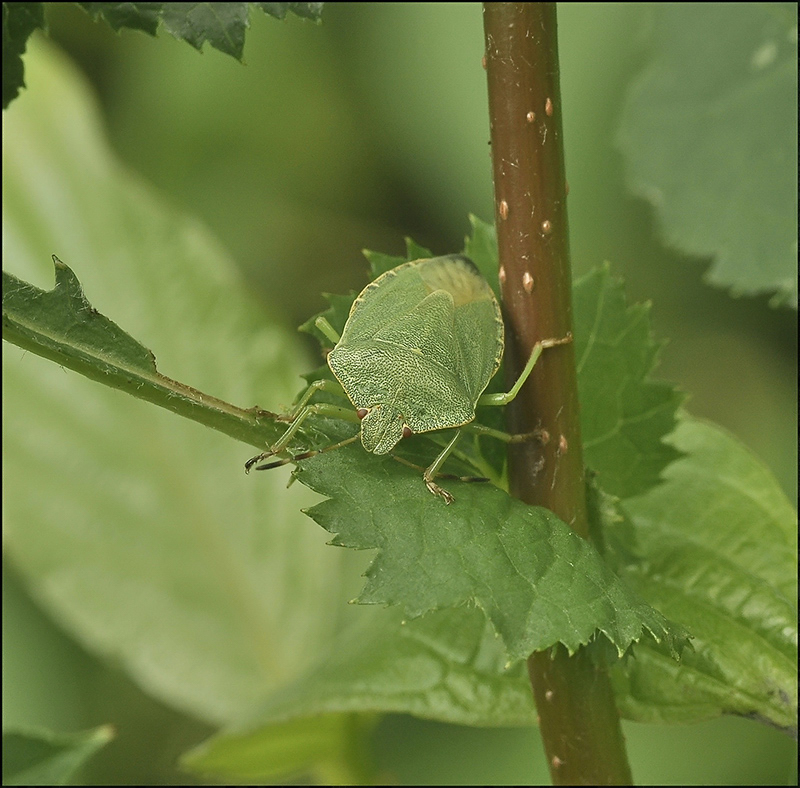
476 332 572 408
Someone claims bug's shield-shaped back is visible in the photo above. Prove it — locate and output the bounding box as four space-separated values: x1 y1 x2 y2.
328 256 504 454
373 290 458 374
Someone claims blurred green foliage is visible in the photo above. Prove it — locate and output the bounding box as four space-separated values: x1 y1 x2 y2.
41 3 796 499
4 3 797 785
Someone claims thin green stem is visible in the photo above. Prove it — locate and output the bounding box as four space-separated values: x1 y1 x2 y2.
483 3 633 784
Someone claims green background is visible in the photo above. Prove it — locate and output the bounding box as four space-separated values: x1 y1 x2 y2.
3 3 796 784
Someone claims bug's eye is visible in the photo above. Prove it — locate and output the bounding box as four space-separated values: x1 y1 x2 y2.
402 425 413 439
357 408 369 420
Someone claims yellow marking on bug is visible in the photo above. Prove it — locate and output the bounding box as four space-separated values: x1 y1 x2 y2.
418 257 494 308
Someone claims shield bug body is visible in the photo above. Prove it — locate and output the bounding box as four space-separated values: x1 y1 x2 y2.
246 255 571 503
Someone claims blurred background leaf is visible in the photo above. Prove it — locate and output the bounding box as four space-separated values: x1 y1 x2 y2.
3 4 797 785
38 2 795 500
617 3 798 307
2 725 113 786
613 418 797 733
3 34 370 781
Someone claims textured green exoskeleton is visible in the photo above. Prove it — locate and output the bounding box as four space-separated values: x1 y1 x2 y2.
246 255 571 503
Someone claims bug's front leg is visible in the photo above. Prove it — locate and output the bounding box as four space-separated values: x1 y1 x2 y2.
277 378 346 422
247 434 361 472
245 403 359 473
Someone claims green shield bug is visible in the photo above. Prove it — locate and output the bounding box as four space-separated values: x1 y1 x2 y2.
246 255 571 503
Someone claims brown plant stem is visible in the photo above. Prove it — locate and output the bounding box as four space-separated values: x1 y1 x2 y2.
482 3 633 784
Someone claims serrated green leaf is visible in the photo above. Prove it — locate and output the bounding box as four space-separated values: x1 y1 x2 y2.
161 2 250 59
363 248 412 279
573 264 685 499
77 2 322 62
611 417 798 732
3 36 366 735
404 236 434 261
2 726 113 787
618 4 798 307
183 415 797 779
77 2 161 34
257 2 323 22
296 443 684 662
3 258 155 368
79 2 249 58
2 2 44 109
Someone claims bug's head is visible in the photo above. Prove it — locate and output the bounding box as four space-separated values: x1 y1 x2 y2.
357 405 409 455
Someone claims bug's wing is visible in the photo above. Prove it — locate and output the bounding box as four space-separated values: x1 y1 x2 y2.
338 263 429 345
452 296 504 402
372 289 460 376
416 256 504 403
367 290 477 432
335 255 502 408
